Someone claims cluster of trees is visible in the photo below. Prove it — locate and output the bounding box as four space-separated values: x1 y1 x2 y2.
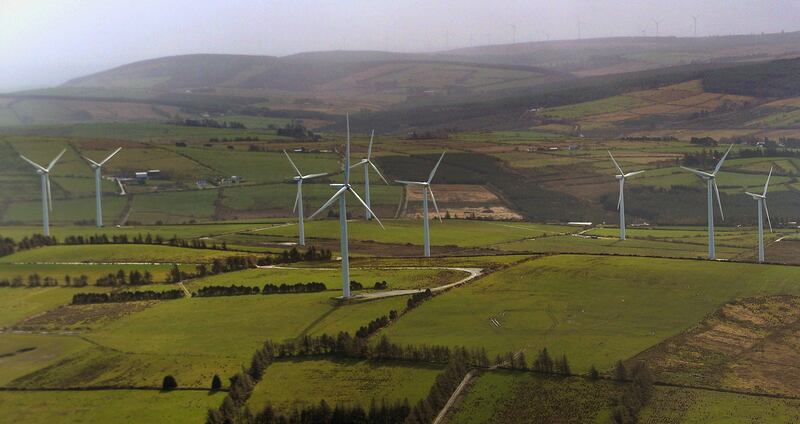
355 311 398 338
72 289 184 305
172 118 246 129
206 344 275 424
262 282 327 294
96 270 155 286
373 281 388 290
405 348 472 424
276 121 320 140
63 233 226 251
244 400 411 424
406 289 433 310
610 361 655 424
0 234 57 257
196 285 260 297
529 348 571 375
0 274 94 288
211 136 260 143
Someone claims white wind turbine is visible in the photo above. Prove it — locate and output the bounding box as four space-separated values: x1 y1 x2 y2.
745 166 773 263
349 130 388 220
19 149 67 236
396 152 446 257
608 152 645 240
80 147 122 228
308 115 384 298
284 150 327 246
681 144 733 260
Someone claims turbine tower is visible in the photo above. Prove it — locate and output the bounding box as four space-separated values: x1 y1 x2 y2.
19 149 66 236
608 152 645 240
284 150 327 246
80 147 122 228
396 152 446 257
349 130 389 221
653 19 662 37
745 167 773 263
681 144 733 260
308 114 384 298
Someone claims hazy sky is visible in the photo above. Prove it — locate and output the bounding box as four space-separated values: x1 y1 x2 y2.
2 0 799 91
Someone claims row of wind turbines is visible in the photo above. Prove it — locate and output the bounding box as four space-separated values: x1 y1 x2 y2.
19 147 121 236
610 144 774 263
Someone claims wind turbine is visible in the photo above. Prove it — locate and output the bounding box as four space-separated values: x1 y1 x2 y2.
608 152 645 240
396 152 446 257
284 150 327 246
653 19 662 37
349 130 389 220
19 149 66 236
308 114 384 298
681 144 733 260
746 167 773 263
691 15 699 37
80 147 121 228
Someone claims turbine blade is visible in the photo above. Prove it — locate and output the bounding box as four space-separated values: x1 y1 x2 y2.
427 151 446 183
46 175 53 211
283 150 302 176
302 173 328 180
345 114 350 185
367 129 374 160
46 149 67 171
348 188 384 229
99 147 122 166
19 155 46 172
348 159 367 169
713 144 733 175
308 186 348 220
744 192 762 199
369 161 389 185
428 187 442 222
395 180 427 185
624 170 645 178
763 166 773 196
680 166 713 179
81 155 101 167
293 182 301 213
764 199 773 233
608 151 624 174
713 179 724 221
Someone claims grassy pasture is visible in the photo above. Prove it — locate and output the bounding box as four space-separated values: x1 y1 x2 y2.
87 291 406 359
3 195 127 225
0 263 173 283
185 266 468 291
0 390 224 424
640 385 800 423
247 358 441 414
0 221 280 241
448 370 619 424
128 190 219 224
254 219 575 247
0 286 107 328
10 345 242 390
0 244 245 264
0 334 91 386
380 255 800 372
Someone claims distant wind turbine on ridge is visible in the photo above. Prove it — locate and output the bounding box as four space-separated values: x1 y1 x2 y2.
745 167 773 263
396 152 446 257
608 152 645 240
284 150 328 246
19 149 67 236
80 147 122 228
680 144 733 260
308 114 384 298
349 130 389 221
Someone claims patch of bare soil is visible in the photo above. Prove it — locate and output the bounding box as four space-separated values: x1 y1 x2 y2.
403 184 523 220
15 301 155 331
628 295 800 396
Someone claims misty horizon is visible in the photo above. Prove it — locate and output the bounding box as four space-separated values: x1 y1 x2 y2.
3 0 800 91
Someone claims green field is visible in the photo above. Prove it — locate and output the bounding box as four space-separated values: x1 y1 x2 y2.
0 390 224 424
247 358 441 413
0 244 245 264
0 263 173 283
0 286 107 327
0 334 92 385
380 255 800 372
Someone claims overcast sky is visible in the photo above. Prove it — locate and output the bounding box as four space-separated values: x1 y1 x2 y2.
2 0 799 91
